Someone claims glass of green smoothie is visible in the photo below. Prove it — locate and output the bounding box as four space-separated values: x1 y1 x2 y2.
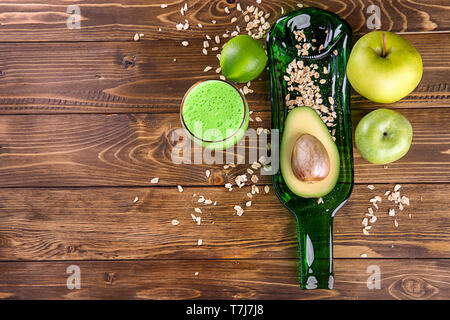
180 79 249 150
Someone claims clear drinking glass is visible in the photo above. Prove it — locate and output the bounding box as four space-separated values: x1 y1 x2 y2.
180 79 249 150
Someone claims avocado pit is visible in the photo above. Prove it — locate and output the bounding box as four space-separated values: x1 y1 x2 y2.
291 134 330 182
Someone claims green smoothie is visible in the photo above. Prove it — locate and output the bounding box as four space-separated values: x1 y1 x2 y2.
181 80 249 150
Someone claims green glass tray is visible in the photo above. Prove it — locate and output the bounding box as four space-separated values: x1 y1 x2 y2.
267 7 354 289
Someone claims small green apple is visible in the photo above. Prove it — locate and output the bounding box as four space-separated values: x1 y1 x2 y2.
355 108 413 164
347 31 423 104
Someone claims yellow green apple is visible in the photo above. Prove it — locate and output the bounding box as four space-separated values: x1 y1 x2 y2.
355 108 413 164
347 31 423 104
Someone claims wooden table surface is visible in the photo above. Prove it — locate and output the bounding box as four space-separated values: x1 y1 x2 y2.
0 0 449 300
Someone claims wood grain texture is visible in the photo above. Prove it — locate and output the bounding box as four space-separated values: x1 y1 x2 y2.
0 184 448 261
0 109 448 187
0 33 448 114
0 0 448 43
0 259 448 299
0 0 448 301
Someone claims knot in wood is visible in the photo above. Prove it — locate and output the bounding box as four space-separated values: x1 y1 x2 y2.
122 55 136 69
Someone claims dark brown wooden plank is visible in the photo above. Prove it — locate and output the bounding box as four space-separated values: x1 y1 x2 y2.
0 259 448 299
0 108 448 187
0 0 448 43
0 33 448 114
0 184 447 261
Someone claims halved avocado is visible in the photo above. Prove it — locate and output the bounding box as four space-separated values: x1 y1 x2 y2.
280 107 340 198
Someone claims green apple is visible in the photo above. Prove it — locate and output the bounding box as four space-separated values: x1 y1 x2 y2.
220 35 268 83
355 108 412 164
347 31 423 104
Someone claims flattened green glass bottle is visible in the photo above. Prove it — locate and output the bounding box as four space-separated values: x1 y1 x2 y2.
267 8 354 289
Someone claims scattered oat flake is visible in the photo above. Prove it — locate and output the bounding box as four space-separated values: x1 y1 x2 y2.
194 272 199 276
206 170 211 178
362 217 368 227
368 185 375 190
328 97 335 105
234 205 244 216
394 220 399 228
401 196 410 206
177 185 183 192
161 4 168 8
389 208 395 217
182 41 189 46
198 239 202 246
171 219 179 226
194 208 202 214
246 201 252 207
150 177 159 184
258 156 267 164
264 185 270 194
394 184 402 192
317 197 324 204
204 66 213 72
255 116 262 122
361 253 367 258
251 161 261 170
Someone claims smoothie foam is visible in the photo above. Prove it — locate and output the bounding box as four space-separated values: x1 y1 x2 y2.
181 80 248 149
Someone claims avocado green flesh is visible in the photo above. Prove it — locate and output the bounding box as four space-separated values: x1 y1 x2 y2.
280 107 340 198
